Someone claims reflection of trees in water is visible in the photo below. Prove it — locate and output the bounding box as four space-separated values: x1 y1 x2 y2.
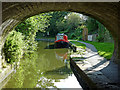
36 42 73 87
44 65 73 80
3 52 39 88
36 65 73 88
36 76 57 88
4 41 72 88
36 48 66 73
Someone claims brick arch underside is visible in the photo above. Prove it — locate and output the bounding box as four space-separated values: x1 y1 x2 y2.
1 2 120 64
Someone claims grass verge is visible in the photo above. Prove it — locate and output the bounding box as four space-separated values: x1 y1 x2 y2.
82 41 114 60
69 39 114 60
69 40 86 49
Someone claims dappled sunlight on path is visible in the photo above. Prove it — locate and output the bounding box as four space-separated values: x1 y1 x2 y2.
70 40 120 89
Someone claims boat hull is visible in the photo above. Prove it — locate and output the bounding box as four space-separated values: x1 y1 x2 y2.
54 41 69 48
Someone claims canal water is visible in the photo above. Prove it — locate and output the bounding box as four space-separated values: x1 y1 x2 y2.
2 41 82 88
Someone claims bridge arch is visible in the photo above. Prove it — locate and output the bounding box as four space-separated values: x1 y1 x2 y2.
1 2 120 64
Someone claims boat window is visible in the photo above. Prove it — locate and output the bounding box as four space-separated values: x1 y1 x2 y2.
56 35 63 40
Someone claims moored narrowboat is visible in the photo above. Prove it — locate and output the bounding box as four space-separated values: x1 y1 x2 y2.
54 33 69 48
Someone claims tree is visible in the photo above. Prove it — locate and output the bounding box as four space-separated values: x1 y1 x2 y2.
46 11 69 37
56 12 86 39
4 31 25 63
86 17 98 34
4 13 52 63
15 13 51 50
96 21 113 42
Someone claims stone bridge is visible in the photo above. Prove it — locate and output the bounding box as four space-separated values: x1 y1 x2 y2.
0 2 120 66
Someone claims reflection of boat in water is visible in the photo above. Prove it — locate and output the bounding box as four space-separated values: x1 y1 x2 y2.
55 51 67 61
55 49 68 62
54 33 69 48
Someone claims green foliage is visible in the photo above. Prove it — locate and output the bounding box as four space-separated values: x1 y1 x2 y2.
4 31 24 63
68 33 76 39
4 13 51 63
46 11 69 36
86 17 113 43
35 12 87 39
77 35 83 40
74 25 84 40
29 13 51 32
86 17 98 34
15 22 36 51
65 13 83 31
34 12 112 43
15 13 52 51
56 12 86 39
96 36 104 42
96 21 113 42
4 11 113 63
74 26 82 36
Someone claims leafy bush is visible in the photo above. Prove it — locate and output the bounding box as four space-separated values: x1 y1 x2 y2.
4 14 45 63
77 35 83 40
68 33 76 39
4 31 25 63
96 36 104 42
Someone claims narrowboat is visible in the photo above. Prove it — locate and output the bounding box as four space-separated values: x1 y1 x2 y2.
54 33 69 48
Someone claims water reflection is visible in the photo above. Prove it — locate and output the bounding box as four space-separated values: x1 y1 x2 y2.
3 41 81 88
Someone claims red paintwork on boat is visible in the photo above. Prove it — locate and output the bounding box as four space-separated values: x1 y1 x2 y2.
55 34 69 43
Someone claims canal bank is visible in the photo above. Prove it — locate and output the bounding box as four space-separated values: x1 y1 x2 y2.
0 63 17 89
70 40 120 89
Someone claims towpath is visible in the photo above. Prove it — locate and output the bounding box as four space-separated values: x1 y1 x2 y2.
70 40 120 89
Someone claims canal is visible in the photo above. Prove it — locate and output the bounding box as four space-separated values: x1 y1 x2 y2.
2 41 82 88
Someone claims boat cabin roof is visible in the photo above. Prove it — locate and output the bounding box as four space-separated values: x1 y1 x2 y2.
57 33 65 36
